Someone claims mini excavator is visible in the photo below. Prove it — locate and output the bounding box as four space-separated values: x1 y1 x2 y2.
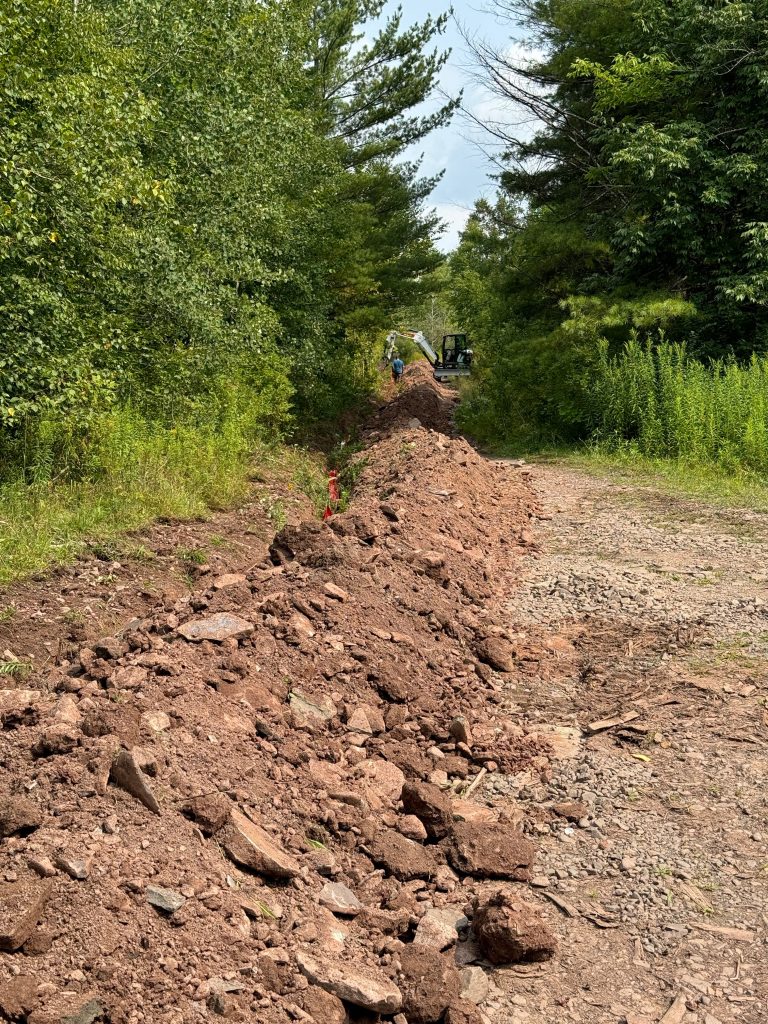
385 330 473 383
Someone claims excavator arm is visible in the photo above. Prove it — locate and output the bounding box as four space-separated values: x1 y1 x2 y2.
386 330 439 366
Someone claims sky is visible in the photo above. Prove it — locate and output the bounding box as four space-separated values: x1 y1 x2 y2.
393 1 525 251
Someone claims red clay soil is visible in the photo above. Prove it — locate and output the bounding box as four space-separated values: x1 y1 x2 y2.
0 363 549 1024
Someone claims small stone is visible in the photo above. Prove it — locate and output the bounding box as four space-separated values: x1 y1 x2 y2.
551 801 588 822
413 907 468 951
300 987 346 1024
54 853 91 881
109 749 160 815
0 877 53 951
401 781 453 840
146 885 186 914
449 717 473 746
367 829 438 881
621 857 637 873
398 815 428 842
448 823 535 880
108 666 148 691
0 975 39 1020
221 810 300 878
290 691 337 727
212 573 248 590
319 882 363 917
28 857 56 879
323 583 349 602
296 951 401 1013
184 793 231 836
460 966 490 1005
177 613 254 642
474 637 516 673
472 890 557 965
397 944 461 1023
140 710 171 734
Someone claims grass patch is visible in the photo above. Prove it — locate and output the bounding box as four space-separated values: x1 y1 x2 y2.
564 446 768 514
0 406 324 584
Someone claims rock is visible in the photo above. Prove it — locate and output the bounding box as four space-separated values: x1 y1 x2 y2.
54 852 91 880
109 748 161 814
367 829 438 881
398 815 428 842
396 944 461 1023
0 794 42 837
459 967 489 1005
355 759 406 809
472 891 557 965
450 801 499 825
184 793 231 835
94 636 127 660
222 809 300 878
290 691 337 727
31 724 79 758
28 857 57 879
474 637 516 673
28 995 105 1024
449 717 472 746
140 710 171 734
0 877 53 951
413 907 468 951
146 885 186 914
551 801 587 821
53 695 81 726
177 613 254 642
108 666 148 691
212 573 248 590
323 583 349 602
445 999 486 1024
296 951 402 1013
319 882 363 917
300 985 347 1024
346 708 373 736
447 823 534 880
0 974 40 1019
401 781 453 839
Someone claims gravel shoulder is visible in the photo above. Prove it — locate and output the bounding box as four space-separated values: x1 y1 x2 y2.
487 462 768 1024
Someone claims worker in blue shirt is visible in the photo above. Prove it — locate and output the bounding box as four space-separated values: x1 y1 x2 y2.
391 355 405 383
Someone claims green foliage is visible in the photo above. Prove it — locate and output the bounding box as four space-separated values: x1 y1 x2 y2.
0 0 455 578
596 340 768 475
451 0 768 445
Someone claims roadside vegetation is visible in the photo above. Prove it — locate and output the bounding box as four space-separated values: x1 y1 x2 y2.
0 0 456 579
445 0 768 489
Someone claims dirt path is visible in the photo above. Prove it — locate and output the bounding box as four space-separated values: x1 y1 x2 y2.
0 372 765 1024
492 463 768 1024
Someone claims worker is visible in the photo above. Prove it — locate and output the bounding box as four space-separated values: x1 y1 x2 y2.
391 354 405 383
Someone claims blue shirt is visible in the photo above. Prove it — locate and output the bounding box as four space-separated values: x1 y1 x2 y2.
392 358 405 374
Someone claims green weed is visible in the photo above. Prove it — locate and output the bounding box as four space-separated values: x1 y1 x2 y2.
176 547 207 566
0 659 32 679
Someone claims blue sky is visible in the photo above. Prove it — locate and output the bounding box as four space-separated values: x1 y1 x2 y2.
394 1 524 250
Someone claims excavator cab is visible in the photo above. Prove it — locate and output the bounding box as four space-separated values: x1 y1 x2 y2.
434 334 473 380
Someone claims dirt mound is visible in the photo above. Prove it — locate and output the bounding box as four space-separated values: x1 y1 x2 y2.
375 361 458 435
0 376 550 1024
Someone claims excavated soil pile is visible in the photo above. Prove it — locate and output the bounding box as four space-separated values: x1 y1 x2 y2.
0 364 552 1024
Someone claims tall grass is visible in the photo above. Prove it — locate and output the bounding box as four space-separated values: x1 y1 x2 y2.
595 338 768 476
0 376 299 583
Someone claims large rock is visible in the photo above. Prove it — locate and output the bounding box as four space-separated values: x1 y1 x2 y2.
0 877 53 951
184 792 231 835
0 795 42 837
355 759 405 809
473 637 516 673
300 986 347 1024
31 724 79 758
413 907 468 951
445 1000 486 1024
459 967 489 1005
222 810 300 878
109 749 160 815
146 885 186 914
177 613 254 642
472 891 557 965
289 691 337 728
296 951 402 1013
401 781 453 840
367 829 438 881
447 823 534 881
396 945 461 1023
319 883 362 917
